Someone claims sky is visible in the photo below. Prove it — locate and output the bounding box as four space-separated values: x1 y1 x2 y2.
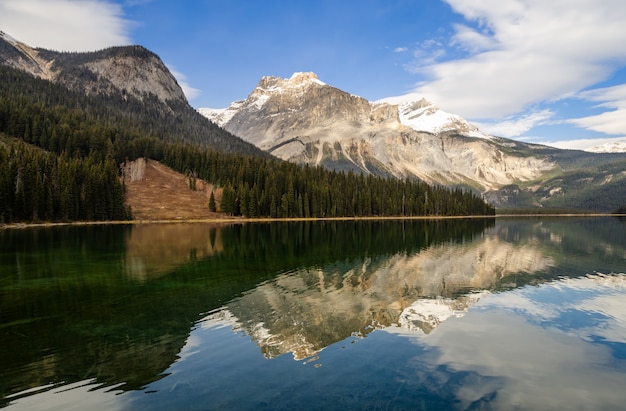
1 0 626 150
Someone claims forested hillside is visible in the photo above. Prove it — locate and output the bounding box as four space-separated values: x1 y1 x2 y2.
0 137 128 222
0 65 494 223
0 65 266 155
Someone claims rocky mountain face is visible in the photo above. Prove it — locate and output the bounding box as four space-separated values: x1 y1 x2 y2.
0 31 265 156
0 30 186 106
199 72 554 192
200 72 626 211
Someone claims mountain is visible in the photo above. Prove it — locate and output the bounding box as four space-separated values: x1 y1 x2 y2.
0 30 185 105
586 141 626 153
200 72 626 212
1 30 622 214
387 96 492 139
0 31 265 156
199 72 553 191
1 33 495 222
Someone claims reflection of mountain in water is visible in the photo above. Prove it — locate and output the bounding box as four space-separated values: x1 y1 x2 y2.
202 235 553 360
0 219 491 400
398 293 489 334
4 217 622 402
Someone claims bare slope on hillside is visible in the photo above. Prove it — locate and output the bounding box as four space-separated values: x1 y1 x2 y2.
123 158 224 221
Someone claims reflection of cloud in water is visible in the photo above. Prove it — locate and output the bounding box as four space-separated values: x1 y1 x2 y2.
481 273 626 342
420 273 626 410
6 379 124 411
200 235 553 360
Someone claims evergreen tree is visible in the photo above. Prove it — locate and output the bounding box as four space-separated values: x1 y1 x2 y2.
208 191 217 212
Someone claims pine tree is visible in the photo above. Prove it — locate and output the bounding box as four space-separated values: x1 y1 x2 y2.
208 190 216 212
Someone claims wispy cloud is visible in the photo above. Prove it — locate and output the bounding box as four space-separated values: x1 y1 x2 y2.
405 38 447 69
167 65 201 101
567 83 626 135
450 23 497 53
474 109 553 137
402 0 626 123
0 0 133 51
538 136 626 151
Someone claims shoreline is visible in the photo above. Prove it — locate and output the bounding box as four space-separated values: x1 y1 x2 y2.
1 213 623 230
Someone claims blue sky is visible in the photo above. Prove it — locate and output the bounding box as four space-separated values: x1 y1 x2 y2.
1 0 626 150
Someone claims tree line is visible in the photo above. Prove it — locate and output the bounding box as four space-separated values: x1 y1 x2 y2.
158 144 494 218
0 65 494 223
0 141 128 222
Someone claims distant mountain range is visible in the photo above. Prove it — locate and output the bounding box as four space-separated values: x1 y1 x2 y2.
586 142 626 153
1 30 624 212
200 72 626 211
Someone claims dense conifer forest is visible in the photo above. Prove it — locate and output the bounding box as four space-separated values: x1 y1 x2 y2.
0 66 494 223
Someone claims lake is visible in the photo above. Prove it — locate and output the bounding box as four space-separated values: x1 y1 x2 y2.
1 217 625 410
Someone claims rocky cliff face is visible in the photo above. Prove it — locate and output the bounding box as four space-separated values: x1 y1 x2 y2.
0 31 187 106
199 72 555 192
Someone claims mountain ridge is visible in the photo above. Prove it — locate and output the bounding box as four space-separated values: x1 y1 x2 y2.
1 30 187 106
1 36 494 222
0 31 267 156
199 71 626 211
1 31 623 213
199 72 556 192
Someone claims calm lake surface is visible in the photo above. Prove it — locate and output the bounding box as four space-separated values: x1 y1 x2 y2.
1 218 625 410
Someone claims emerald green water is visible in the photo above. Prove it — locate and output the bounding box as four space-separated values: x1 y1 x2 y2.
1 218 625 410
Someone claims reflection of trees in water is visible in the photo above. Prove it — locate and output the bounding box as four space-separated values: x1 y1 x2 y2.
123 223 226 281
216 218 495 268
6 217 622 401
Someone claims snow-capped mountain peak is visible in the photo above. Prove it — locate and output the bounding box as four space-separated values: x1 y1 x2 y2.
253 72 325 97
197 71 556 192
286 71 326 87
585 141 626 153
199 72 329 126
387 97 492 139
200 72 490 140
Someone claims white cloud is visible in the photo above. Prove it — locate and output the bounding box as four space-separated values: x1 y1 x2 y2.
402 0 626 122
567 83 626 135
0 0 132 51
422 275 626 410
393 47 408 53
404 38 447 72
536 136 626 151
450 23 497 53
474 109 553 137
167 65 201 101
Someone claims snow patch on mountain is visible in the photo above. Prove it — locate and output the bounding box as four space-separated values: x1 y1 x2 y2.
198 99 247 125
200 72 329 127
253 72 326 99
379 97 493 139
0 31 18 45
200 76 492 141
585 141 626 153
